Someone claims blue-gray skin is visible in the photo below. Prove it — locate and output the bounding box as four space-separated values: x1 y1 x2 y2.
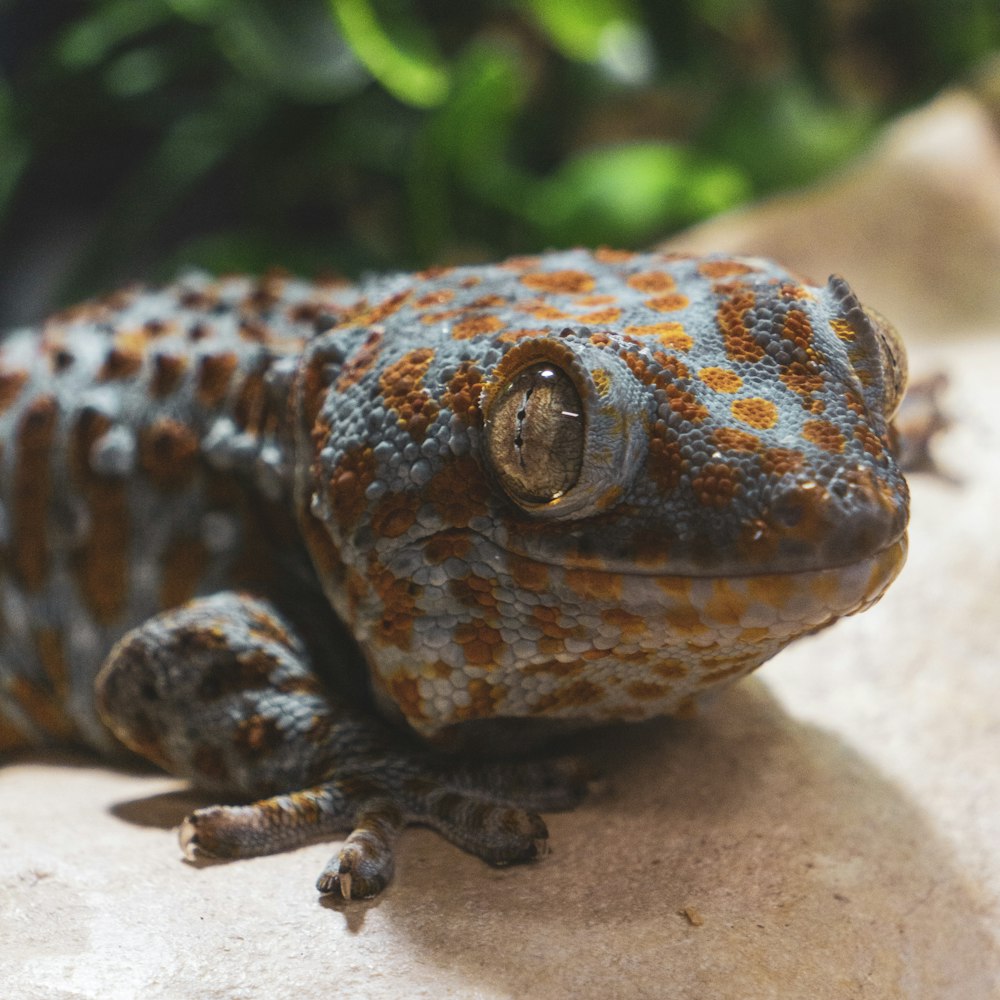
0 249 909 897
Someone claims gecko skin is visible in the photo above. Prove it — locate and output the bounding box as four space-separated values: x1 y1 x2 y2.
0 248 909 898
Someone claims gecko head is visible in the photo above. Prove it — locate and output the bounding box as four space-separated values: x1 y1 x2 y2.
295 252 910 738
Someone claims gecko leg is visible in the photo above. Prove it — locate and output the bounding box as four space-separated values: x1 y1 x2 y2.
95 592 589 898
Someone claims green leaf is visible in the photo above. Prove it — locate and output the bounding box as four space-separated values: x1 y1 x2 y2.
525 0 634 61
57 0 171 69
0 84 30 216
328 0 450 107
214 0 367 102
526 142 749 245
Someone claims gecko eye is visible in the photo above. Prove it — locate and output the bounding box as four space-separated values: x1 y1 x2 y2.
863 307 907 420
485 362 585 506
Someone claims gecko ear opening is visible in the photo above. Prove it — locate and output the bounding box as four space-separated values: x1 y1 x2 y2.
826 276 908 421
862 306 907 420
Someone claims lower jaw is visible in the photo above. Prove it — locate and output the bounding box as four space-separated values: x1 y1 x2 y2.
370 535 909 739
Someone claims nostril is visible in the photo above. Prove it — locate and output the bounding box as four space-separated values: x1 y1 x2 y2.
771 494 805 528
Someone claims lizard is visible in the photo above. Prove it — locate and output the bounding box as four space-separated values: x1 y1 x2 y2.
0 247 909 899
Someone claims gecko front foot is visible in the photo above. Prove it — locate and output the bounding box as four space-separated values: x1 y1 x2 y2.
177 751 589 899
95 592 590 899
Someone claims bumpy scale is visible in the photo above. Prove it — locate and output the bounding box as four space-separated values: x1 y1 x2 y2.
0 249 909 898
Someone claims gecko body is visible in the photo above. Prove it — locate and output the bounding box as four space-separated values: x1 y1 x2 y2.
0 249 909 896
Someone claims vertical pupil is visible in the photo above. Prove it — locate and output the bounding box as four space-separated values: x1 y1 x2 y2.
486 361 585 505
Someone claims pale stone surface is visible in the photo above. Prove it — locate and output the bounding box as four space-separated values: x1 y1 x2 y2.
2 90 1000 999
668 88 1000 344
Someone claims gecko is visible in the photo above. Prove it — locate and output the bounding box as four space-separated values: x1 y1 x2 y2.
0 248 909 898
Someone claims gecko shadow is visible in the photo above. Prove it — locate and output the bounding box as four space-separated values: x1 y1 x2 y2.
372 678 998 999
71 672 998 997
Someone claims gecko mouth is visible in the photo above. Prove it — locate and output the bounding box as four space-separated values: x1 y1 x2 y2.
475 465 910 580
390 527 907 633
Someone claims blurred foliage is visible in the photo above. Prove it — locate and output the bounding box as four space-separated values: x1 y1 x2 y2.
0 0 998 319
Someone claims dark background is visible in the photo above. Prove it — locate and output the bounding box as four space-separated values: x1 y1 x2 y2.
1 0 997 326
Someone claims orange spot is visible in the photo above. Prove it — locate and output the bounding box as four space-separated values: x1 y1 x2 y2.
731 397 779 429
698 260 754 278
564 568 622 603
759 447 804 476
371 491 420 539
420 308 463 325
71 408 129 623
523 659 585 678
625 323 693 351
415 289 455 308
647 420 685 492
702 579 750 624
499 255 541 272
139 418 200 489
527 305 571 321
337 330 382 390
231 368 267 437
452 314 506 340
645 293 689 312
0 369 28 412
778 282 814 301
387 674 427 722
99 343 144 381
717 286 763 362
627 680 672 701
653 660 688 681
454 678 507 722
745 573 799 610
521 270 595 294
575 308 621 324
779 310 826 405
601 606 648 640
691 461 743 509
713 427 761 452
498 328 551 342
34 628 68 700
802 419 846 453
531 679 604 713
425 455 491 527
854 424 885 458
371 564 421 651
422 533 471 564
151 353 187 398
327 446 376 528
830 317 856 341
450 573 499 612
469 294 507 309
621 350 706 427
507 553 550 593
7 676 78 742
591 368 612 396
196 352 238 407
454 620 503 666
440 360 485 426
378 347 439 441
699 367 742 392
628 271 676 293
11 396 57 591
342 289 412 327
594 247 635 264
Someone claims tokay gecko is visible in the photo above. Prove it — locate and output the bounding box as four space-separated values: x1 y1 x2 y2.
0 248 909 898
